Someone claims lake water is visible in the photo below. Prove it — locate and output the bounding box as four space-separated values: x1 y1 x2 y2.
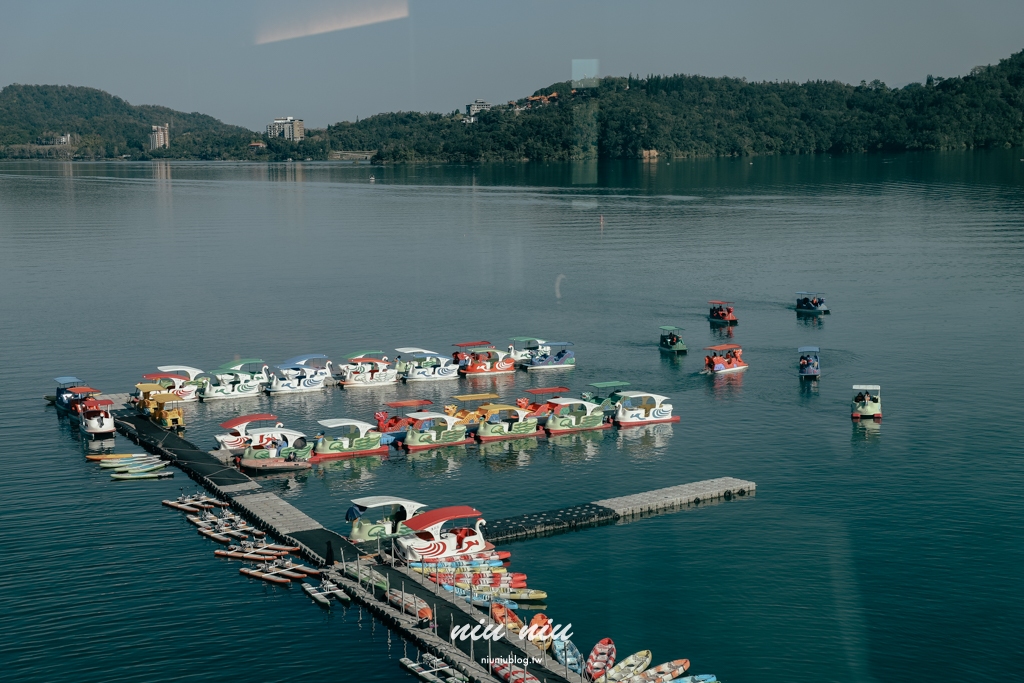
1 153 1021 682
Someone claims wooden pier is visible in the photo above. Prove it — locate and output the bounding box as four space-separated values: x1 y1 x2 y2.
111 410 753 683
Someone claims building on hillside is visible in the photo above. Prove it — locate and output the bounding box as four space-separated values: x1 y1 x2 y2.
248 140 268 150
36 132 73 146
267 116 304 141
149 124 170 150
466 99 492 116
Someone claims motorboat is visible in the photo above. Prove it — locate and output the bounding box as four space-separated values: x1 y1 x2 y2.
796 292 829 315
702 344 748 374
311 419 388 462
851 384 882 420
708 300 738 326
474 403 543 441
336 352 398 388
267 354 334 394
79 398 116 439
150 392 186 430
443 393 501 433
61 386 101 422
402 411 474 451
198 359 271 400
798 346 821 380
522 342 576 372
213 413 306 453
347 496 427 542
49 376 85 408
395 505 492 561
394 348 460 382
507 337 550 364
515 386 570 425
581 381 631 415
614 391 680 427
658 326 687 354
543 398 611 434
141 373 201 402
453 341 516 376
374 399 434 445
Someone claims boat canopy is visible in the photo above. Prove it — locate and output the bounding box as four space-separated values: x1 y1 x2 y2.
508 337 546 347
143 373 189 381
387 399 433 408
796 291 825 296
659 326 684 332
453 393 501 401
219 413 278 430
616 391 668 402
406 411 460 427
151 393 181 403
215 359 265 371
67 386 101 394
83 398 114 407
346 350 383 359
464 346 499 354
708 300 734 305
852 384 880 391
157 365 204 379
524 386 570 395
588 381 631 389
547 397 599 407
395 347 439 355
350 496 427 514
797 346 820 353
135 383 165 393
705 344 742 352
544 341 573 347
54 376 83 384
453 341 491 348
346 357 390 365
318 418 377 432
281 354 330 366
276 363 315 371
403 505 482 532
411 353 447 360
478 403 526 413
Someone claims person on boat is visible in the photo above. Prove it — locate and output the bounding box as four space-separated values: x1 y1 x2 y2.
864 391 873 403
345 505 363 522
855 392 865 403
705 355 713 371
393 506 407 525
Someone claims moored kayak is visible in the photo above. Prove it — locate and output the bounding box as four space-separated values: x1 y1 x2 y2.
412 564 508 575
491 602 525 633
606 650 652 681
552 638 584 674
111 470 174 480
87 453 146 461
387 588 432 619
114 462 168 474
586 638 617 681
625 659 690 683
410 558 503 569
100 456 160 468
421 550 510 563
491 658 540 683
452 585 546 600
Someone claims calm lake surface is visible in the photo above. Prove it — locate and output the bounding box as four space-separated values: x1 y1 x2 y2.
1 153 1021 682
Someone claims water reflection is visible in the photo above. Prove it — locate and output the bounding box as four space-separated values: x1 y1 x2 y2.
709 325 735 339
799 379 821 397
706 371 744 397
851 420 881 442
615 423 674 456
547 430 606 462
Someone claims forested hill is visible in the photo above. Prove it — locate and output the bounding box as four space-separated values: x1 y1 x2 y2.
3 49 1024 162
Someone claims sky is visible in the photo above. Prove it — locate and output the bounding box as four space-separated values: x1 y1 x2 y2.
2 0 1023 131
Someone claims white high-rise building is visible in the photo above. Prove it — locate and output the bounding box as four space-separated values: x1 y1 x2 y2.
149 123 170 150
267 116 305 142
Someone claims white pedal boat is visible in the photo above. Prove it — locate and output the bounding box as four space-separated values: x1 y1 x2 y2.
267 354 334 394
394 348 460 382
141 372 201 402
348 496 427 542
851 384 882 420
198 359 270 401
454 342 516 376
507 337 550 364
79 398 116 439
311 419 388 461
395 505 492 561
213 413 306 453
614 391 680 427
336 354 398 388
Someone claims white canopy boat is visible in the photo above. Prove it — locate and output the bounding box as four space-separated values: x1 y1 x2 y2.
198 359 270 400
311 418 388 461
614 391 680 427
336 352 398 388
851 384 882 420
395 505 492 561
394 348 460 382
213 413 306 453
347 496 427 542
267 354 334 394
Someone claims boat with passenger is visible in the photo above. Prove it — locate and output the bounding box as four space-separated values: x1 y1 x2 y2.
453 341 516 376
394 348 460 382
395 505 492 561
311 419 388 461
658 326 687 354
515 387 570 425
474 403 543 441
508 337 550 364
48 376 85 408
402 411 474 451
544 398 611 434
198 359 271 400
851 384 882 420
267 354 334 394
522 341 575 371
347 496 427 542
79 398 116 439
614 392 680 427
798 346 821 380
213 413 306 453
60 385 101 421
796 292 829 315
708 300 738 326
702 344 748 374
336 352 398 388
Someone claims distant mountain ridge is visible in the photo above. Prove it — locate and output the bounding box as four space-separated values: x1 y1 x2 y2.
3 49 1024 162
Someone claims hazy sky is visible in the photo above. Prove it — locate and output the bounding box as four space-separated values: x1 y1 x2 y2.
2 1 1022 130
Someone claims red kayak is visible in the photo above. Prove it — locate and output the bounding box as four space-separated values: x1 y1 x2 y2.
585 638 616 681
430 575 528 589
422 550 510 563
491 658 539 683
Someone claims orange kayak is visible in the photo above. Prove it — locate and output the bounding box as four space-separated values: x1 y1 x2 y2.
491 602 525 633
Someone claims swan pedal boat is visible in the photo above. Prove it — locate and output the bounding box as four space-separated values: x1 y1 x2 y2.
708 300 738 326
454 342 516 376
394 348 460 382
402 412 474 451
196 360 270 400
702 344 748 375
213 413 306 453
474 403 542 441
395 505 492 561
143 370 203 402
267 355 334 394
336 354 398 388
522 341 576 371
311 419 388 461
613 391 680 427
375 399 433 445
543 398 611 434
348 496 427 542
508 337 551 364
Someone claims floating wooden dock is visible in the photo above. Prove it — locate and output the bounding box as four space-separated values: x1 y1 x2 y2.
111 410 753 683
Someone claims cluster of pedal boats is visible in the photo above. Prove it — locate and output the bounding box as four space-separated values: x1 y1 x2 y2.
212 382 680 472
